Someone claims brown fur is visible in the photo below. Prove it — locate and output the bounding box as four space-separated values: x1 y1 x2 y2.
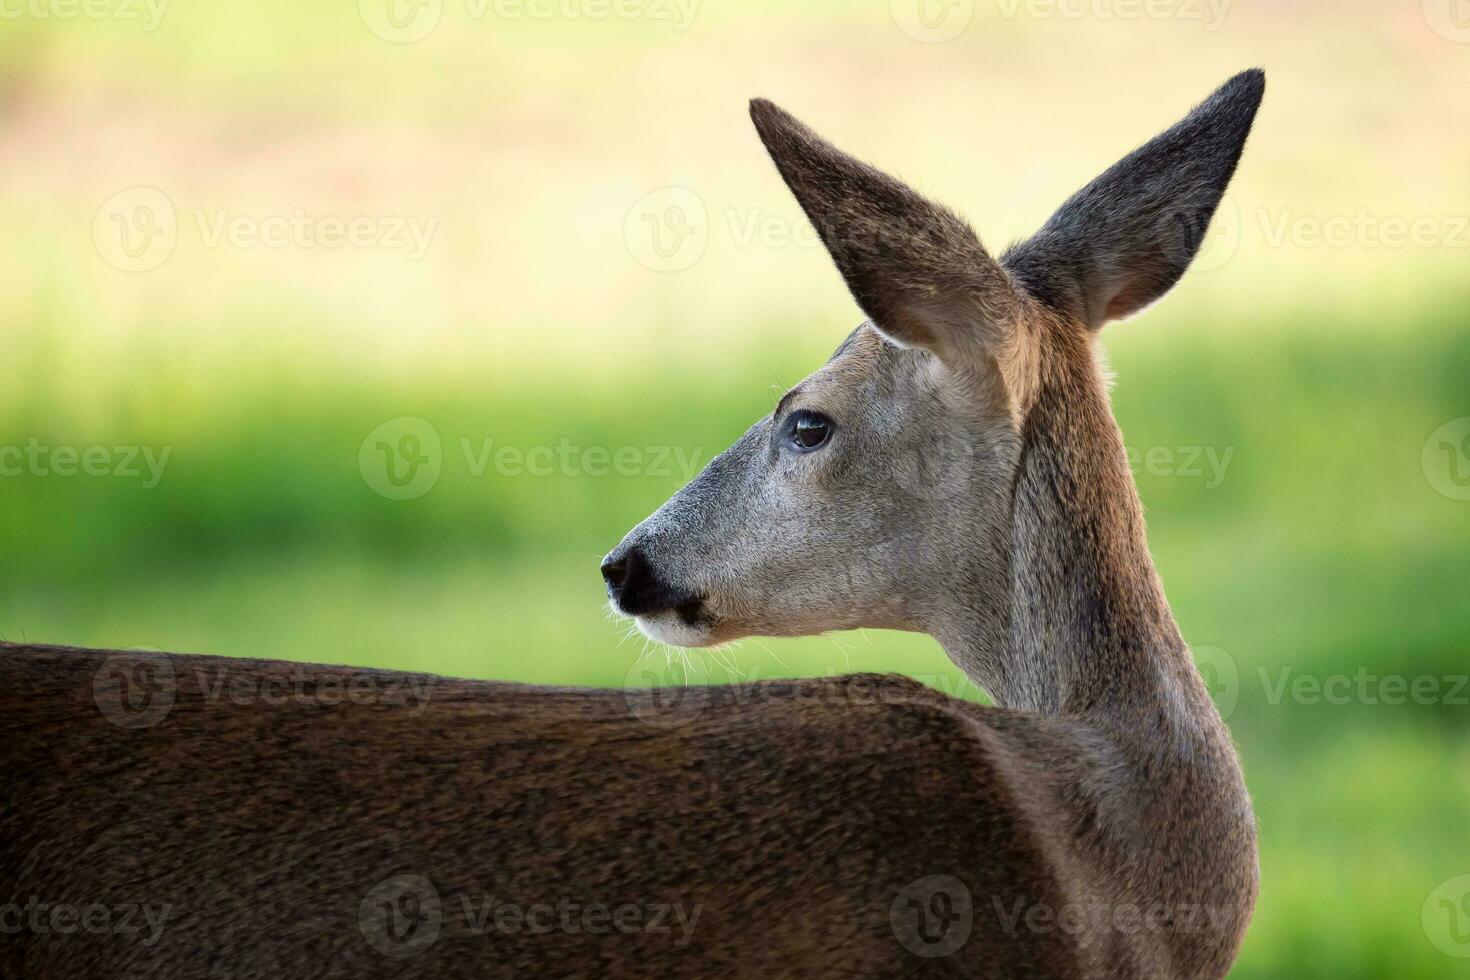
4 648 1092 977
1 72 1264 978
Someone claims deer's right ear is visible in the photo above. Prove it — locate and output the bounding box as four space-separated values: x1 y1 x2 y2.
1002 70 1265 330
749 99 1021 372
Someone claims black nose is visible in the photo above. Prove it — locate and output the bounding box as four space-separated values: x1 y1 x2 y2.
601 545 648 604
602 542 702 618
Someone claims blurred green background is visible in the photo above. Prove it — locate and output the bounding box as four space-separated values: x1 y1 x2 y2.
1 0 1468 975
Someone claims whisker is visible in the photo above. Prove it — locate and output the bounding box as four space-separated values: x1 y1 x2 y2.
613 622 640 651
749 637 789 671
830 635 854 672
709 644 741 679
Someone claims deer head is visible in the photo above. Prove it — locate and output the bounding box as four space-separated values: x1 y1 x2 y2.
603 72 1264 701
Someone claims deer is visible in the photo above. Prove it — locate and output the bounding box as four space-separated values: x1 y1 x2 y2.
1 70 1264 978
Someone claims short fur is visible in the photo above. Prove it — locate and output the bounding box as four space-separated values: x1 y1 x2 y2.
2 71 1265 979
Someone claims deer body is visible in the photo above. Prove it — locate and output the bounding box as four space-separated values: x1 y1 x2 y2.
2 71 1264 978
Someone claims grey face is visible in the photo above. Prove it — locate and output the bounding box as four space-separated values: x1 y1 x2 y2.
602 74 1262 649
601 325 1021 648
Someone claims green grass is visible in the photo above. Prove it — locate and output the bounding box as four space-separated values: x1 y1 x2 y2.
3 296 1469 977
1 2 1465 972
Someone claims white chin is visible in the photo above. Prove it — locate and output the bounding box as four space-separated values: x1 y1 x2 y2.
635 612 713 648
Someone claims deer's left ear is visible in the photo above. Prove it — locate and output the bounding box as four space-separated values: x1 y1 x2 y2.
749 99 1022 373
1002 70 1265 330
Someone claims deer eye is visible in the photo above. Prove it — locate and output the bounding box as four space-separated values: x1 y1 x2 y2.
787 410 834 452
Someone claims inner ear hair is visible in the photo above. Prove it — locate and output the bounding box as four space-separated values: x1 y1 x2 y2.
749 98 1025 389
1002 69 1266 330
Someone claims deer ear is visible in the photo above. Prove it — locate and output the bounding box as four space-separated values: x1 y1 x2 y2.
749 99 1019 366
1002 69 1265 329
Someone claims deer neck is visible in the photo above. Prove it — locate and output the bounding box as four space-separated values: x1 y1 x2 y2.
935 329 1198 725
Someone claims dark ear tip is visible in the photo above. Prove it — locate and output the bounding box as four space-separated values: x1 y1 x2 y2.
1220 68 1266 113
748 98 793 141
1235 67 1266 97
1188 69 1264 144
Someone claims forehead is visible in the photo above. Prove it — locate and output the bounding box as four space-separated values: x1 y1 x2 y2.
825 323 884 365
818 322 916 391
775 323 926 418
